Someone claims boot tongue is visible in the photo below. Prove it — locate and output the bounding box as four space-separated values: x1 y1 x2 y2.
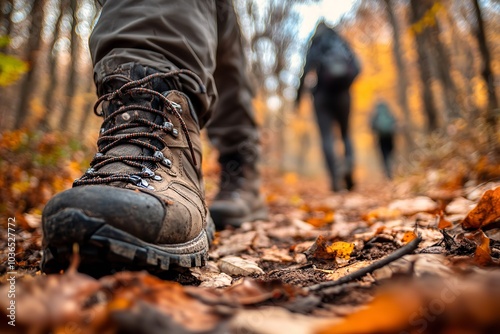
97 74 169 177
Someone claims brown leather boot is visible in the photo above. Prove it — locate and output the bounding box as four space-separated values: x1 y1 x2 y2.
41 64 214 276
209 153 267 229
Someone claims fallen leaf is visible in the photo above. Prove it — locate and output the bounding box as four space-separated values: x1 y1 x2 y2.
223 278 307 305
467 230 492 266
445 197 476 215
362 207 401 223
388 196 438 215
261 246 294 262
401 231 417 244
323 261 373 280
190 261 233 288
462 187 500 230
305 211 335 228
326 241 354 260
438 214 452 229
218 256 265 276
305 236 354 261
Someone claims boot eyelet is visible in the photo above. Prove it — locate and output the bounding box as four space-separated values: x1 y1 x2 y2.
172 129 179 137
142 167 154 177
153 174 162 181
163 122 173 131
85 168 95 175
162 158 172 168
170 101 182 113
129 175 150 188
95 152 104 158
154 151 164 159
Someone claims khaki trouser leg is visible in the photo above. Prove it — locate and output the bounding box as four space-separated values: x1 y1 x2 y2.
206 0 260 161
89 0 218 127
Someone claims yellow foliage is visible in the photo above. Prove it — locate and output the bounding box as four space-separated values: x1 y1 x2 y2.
326 241 354 260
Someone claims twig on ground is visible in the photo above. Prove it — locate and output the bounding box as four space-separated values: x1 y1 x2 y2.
306 235 422 292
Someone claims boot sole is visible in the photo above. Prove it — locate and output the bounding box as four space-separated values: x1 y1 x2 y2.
41 208 215 277
211 205 268 229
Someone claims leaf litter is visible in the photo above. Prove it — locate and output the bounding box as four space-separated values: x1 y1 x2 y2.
1 180 500 333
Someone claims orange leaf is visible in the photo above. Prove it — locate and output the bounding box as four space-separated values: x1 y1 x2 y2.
467 230 492 266
315 291 421 334
462 187 500 229
438 216 452 229
326 241 354 260
401 231 417 244
307 236 353 260
306 211 334 228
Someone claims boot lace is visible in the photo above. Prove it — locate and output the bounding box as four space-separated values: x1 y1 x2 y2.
74 70 203 189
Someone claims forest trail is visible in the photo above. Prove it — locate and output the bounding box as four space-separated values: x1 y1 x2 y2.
1 174 499 333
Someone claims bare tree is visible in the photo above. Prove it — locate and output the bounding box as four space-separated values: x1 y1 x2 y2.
14 0 46 129
409 0 439 131
59 0 79 131
384 0 414 150
40 0 67 130
472 0 498 125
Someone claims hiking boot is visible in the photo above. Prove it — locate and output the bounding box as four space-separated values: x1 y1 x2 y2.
41 64 214 276
209 153 267 229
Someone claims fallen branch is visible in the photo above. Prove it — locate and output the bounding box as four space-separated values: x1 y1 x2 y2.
306 235 422 292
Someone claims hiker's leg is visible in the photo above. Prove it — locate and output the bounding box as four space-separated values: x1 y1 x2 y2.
90 0 219 125
206 0 267 229
314 93 341 192
336 90 354 190
379 135 394 179
42 0 221 276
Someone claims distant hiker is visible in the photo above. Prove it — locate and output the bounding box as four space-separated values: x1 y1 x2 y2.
371 100 397 179
296 20 361 192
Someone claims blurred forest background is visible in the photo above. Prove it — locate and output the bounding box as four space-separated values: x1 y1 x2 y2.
0 0 499 225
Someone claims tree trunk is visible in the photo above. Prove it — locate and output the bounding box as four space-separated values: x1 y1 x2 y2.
384 0 414 150
426 4 461 121
39 0 67 130
409 0 439 132
0 0 14 130
13 0 45 129
0 0 14 52
472 0 498 123
59 0 79 131
78 78 96 138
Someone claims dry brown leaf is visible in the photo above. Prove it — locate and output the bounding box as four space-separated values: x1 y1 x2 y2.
324 261 373 280
362 207 401 223
261 246 294 262
304 210 335 228
438 214 452 229
315 290 420 334
466 230 492 266
388 196 438 216
315 274 500 334
223 278 307 305
462 187 500 229
306 236 353 261
0 271 101 331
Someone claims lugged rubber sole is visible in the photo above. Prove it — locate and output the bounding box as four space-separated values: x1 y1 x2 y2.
41 208 215 277
211 205 268 230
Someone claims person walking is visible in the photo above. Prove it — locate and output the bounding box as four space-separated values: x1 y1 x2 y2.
41 0 267 276
296 20 361 192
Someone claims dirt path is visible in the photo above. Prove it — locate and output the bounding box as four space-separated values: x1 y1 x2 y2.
1 177 500 333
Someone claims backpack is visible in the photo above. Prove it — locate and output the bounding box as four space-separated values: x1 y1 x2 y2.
316 33 360 90
372 102 396 136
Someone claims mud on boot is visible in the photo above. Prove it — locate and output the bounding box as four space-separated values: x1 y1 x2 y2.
41 64 214 276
